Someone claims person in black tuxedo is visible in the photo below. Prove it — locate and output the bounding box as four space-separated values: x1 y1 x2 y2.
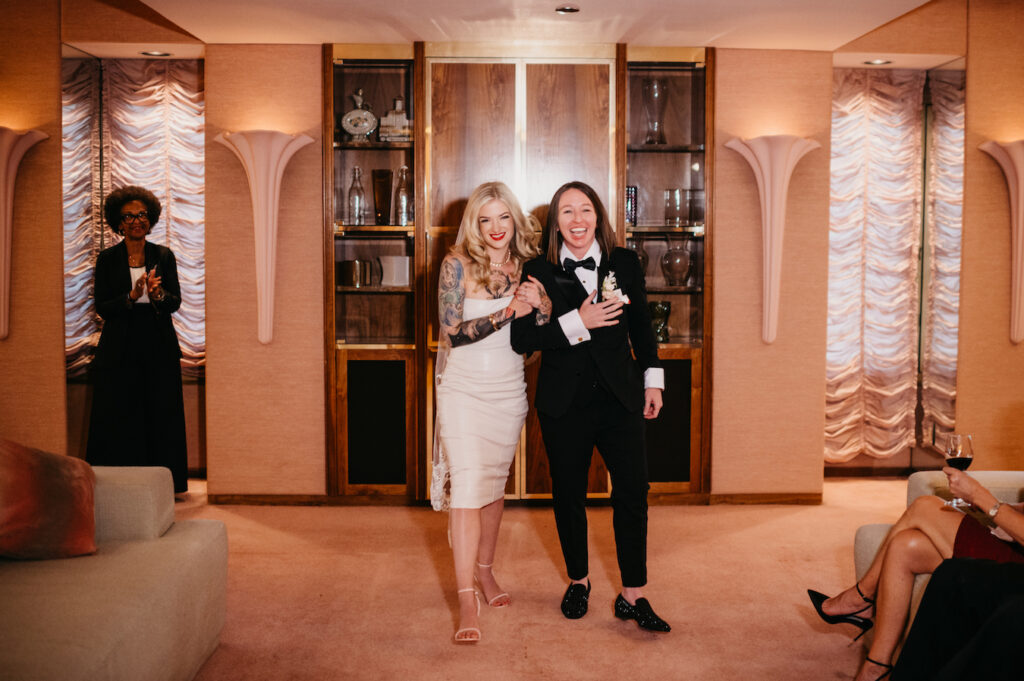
86 186 188 495
511 180 669 632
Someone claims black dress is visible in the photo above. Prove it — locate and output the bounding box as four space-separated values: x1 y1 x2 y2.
85 240 188 493
893 558 1024 681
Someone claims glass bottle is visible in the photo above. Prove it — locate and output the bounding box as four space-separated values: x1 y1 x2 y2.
394 165 413 226
348 166 365 226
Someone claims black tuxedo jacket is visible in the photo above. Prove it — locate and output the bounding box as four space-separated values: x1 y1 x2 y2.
511 247 661 418
92 240 182 369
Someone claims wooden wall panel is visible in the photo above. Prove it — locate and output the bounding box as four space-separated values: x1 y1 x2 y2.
205 44 326 495
525 63 610 219
429 62 516 227
711 48 832 495
0 0 66 454
957 0 1024 469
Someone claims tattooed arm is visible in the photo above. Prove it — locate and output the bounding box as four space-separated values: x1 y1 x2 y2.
439 255 513 348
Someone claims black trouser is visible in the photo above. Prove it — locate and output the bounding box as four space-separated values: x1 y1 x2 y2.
538 382 650 588
893 558 1024 681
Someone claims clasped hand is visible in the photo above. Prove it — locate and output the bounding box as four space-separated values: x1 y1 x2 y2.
508 275 547 319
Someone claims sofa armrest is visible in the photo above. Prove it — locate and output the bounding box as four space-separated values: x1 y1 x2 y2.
93 467 175 542
906 470 1024 506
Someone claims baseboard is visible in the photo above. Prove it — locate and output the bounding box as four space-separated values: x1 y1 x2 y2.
709 492 821 505
207 494 416 506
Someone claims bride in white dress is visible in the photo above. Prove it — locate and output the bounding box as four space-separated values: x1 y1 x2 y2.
432 181 551 643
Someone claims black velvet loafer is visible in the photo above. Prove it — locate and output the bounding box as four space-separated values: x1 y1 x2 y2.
561 580 591 619
614 594 671 632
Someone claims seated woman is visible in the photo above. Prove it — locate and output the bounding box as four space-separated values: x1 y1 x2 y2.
807 466 1024 681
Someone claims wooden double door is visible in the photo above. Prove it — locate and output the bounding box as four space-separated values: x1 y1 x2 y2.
426 54 617 499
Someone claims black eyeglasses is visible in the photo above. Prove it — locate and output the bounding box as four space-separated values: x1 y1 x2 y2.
120 211 149 225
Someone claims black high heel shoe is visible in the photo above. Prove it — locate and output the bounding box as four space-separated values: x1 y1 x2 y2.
807 583 874 641
862 656 893 680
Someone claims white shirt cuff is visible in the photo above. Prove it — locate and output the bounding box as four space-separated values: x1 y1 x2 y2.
558 310 590 346
644 367 665 390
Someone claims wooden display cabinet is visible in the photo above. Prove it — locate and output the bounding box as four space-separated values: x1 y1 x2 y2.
324 45 425 498
622 52 711 496
324 44 711 502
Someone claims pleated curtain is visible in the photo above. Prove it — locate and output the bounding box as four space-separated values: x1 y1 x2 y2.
826 69 926 462
61 59 205 377
920 71 965 449
825 69 964 462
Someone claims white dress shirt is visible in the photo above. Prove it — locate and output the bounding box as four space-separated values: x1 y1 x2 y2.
556 242 665 391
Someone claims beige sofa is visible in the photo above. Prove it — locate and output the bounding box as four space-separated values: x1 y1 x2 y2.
854 470 1024 645
0 466 227 681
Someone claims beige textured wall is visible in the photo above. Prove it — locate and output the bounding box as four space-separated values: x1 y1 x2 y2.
837 0 966 54
711 49 833 495
0 1 67 453
959 0 1024 469
204 44 326 494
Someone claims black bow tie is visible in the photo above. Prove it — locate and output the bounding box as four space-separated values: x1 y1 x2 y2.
563 256 596 274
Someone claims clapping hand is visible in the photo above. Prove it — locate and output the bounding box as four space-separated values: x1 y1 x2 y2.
130 271 148 301
146 268 163 298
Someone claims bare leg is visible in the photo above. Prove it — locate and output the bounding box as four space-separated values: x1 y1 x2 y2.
853 528 944 681
475 497 511 606
824 496 962 617
450 508 481 639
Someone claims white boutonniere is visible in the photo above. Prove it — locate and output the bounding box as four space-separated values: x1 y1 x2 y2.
601 271 630 304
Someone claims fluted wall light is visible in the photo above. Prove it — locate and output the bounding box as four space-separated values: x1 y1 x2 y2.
0 126 48 340
725 134 820 344
215 129 313 344
978 139 1024 344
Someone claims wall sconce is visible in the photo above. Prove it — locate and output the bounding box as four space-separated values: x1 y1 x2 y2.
725 134 820 344
215 129 313 344
0 126 49 340
978 139 1024 344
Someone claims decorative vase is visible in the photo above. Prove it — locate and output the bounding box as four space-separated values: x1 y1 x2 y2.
660 237 692 287
627 237 648 275
648 301 671 343
642 79 667 145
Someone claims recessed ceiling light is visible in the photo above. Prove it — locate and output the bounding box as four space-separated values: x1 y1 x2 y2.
141 51 172 57
863 58 892 66
556 4 580 14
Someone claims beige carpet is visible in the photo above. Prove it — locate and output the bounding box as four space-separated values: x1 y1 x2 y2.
177 479 907 681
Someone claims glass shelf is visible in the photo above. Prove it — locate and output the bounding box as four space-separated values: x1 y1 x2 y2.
647 285 703 294
627 224 705 236
627 144 704 153
335 224 414 237
336 286 413 293
334 140 413 150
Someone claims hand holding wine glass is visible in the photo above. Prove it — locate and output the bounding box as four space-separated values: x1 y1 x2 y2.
943 433 974 509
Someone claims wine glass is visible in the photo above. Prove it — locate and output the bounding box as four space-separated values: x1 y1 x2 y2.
944 433 974 509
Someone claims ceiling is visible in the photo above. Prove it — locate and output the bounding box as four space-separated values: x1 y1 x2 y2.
134 0 932 52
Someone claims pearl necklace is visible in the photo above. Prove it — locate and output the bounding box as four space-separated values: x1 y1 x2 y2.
489 249 511 269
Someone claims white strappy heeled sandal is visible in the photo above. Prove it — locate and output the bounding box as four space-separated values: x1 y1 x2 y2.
453 588 481 643
476 562 511 608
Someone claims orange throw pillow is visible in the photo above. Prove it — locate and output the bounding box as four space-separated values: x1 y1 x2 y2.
0 439 97 559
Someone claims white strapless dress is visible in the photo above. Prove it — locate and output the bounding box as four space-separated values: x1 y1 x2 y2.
436 296 527 509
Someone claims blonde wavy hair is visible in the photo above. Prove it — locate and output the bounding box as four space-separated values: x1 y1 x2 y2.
453 181 541 289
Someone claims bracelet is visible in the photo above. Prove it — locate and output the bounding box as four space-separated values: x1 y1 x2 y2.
151 287 165 301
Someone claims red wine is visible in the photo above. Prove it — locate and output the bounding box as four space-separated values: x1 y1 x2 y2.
946 457 973 471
